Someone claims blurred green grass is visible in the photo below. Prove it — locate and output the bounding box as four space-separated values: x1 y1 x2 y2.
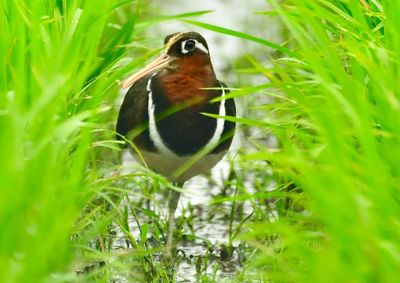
0 0 148 281
226 0 400 282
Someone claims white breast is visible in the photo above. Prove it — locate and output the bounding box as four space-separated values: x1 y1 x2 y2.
132 149 227 183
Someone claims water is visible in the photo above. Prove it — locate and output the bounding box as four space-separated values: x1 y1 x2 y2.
116 152 247 281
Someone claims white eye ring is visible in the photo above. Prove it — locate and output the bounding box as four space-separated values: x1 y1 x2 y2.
184 39 196 52
180 39 209 54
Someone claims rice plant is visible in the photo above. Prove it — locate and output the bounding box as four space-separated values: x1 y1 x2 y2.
200 0 400 281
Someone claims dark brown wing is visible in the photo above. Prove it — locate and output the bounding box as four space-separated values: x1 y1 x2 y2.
116 78 235 154
116 75 155 151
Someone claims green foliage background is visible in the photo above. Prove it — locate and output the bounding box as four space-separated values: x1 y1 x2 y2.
1 0 399 282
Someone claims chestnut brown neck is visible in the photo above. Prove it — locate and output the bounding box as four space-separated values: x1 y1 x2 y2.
157 55 218 105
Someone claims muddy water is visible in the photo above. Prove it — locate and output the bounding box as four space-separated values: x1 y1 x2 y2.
116 153 248 281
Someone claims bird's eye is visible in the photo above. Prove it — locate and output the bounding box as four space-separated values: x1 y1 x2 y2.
183 40 196 52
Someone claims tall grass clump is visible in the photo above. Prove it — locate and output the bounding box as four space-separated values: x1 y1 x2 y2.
234 0 400 281
0 1 142 281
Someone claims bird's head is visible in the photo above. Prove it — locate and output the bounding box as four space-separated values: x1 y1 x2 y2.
123 32 213 89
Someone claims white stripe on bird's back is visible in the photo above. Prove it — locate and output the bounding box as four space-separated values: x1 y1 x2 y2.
200 82 226 151
147 75 177 157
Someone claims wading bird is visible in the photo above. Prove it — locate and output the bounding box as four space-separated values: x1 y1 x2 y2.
116 32 236 255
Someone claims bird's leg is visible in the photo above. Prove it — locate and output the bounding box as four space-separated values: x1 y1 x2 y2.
166 188 181 257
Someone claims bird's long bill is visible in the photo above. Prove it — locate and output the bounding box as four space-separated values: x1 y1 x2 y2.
122 54 172 89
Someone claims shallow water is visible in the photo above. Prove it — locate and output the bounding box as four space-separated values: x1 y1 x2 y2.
114 152 251 281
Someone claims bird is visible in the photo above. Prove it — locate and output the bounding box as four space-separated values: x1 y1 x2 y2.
116 31 236 255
